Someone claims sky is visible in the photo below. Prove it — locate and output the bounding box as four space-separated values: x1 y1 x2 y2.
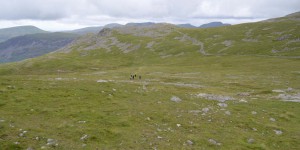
0 0 299 31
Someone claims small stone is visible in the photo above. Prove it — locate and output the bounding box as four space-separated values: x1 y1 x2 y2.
251 111 257 115
80 134 88 141
247 138 255 144
170 96 182 103
78 121 86 124
186 140 193 145
270 118 276 122
14 142 20 145
202 108 209 113
35 137 39 140
82 144 87 147
112 88 117 92
239 99 248 103
252 128 257 131
218 103 228 108
157 136 163 139
146 117 151 121
208 139 221 145
225 111 231 115
41 146 47 149
176 124 181 127
274 130 283 135
0 119 5 122
47 138 58 146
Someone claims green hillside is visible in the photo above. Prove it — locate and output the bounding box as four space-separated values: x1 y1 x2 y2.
0 13 299 149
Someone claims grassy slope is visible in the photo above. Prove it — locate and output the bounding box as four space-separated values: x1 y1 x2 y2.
0 17 299 149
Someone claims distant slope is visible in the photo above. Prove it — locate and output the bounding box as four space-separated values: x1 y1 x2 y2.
66 23 123 35
0 26 48 43
0 32 79 63
126 22 156 27
177 24 196 28
199 22 231 28
67 26 103 35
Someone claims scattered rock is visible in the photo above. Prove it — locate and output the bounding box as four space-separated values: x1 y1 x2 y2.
186 140 193 145
80 134 88 141
218 103 228 108
97 80 108 83
78 121 86 124
225 111 231 115
251 111 257 115
176 124 181 127
273 130 283 135
14 142 20 145
208 139 221 146
272 89 285 93
277 93 300 102
270 118 276 122
195 93 234 102
239 99 248 103
237 92 250 96
202 108 210 113
170 96 182 103
47 138 58 146
247 138 255 144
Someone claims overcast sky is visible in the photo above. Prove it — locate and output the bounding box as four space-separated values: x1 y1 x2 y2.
0 0 299 31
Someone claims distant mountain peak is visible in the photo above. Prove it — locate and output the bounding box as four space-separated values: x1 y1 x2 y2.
199 22 231 28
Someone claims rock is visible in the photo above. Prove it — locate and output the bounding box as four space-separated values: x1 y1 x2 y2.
225 111 231 115
97 80 108 83
208 139 221 145
80 134 88 141
270 118 276 122
112 88 117 92
202 108 209 113
176 124 181 127
186 140 193 145
47 138 58 146
274 130 283 135
14 141 20 145
0 119 5 122
78 121 86 124
157 136 163 139
170 96 182 103
272 89 285 93
218 103 228 108
82 144 87 147
27 147 34 150
251 111 257 115
237 92 250 96
195 93 234 102
247 138 255 144
239 99 248 103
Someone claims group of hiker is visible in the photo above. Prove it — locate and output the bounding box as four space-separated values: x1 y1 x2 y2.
130 74 141 80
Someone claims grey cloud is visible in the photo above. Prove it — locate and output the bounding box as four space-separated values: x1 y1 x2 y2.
0 0 298 22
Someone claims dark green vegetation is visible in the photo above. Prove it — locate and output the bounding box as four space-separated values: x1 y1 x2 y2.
0 26 47 43
0 32 79 63
0 12 299 149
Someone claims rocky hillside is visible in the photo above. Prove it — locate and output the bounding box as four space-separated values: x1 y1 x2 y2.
0 12 299 73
